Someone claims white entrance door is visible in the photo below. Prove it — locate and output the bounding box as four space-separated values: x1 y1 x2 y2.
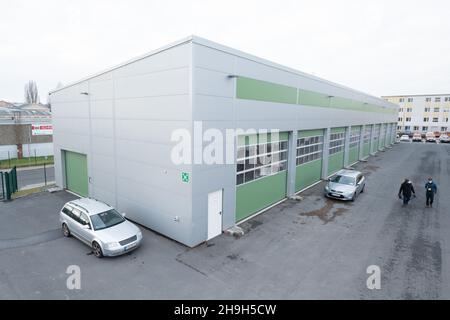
207 189 223 240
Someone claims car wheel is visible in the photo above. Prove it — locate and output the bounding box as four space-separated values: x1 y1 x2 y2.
62 223 71 237
360 184 365 193
92 241 103 258
351 193 356 202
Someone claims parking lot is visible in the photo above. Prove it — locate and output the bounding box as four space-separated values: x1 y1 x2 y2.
1 142 450 299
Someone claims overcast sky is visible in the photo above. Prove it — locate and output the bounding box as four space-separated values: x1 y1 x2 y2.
1 0 450 103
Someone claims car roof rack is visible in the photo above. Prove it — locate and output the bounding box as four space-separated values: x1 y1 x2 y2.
69 201 89 213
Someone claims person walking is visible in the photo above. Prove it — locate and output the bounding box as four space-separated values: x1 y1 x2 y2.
425 177 438 208
398 178 416 206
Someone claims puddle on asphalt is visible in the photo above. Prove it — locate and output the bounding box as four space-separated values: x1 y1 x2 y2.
363 165 380 177
300 198 350 224
241 219 263 233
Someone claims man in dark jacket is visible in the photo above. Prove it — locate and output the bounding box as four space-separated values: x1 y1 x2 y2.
398 179 416 206
425 177 438 208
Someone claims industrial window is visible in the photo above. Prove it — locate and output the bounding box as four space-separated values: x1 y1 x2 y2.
407 98 413 103
435 97 441 102
441 127 448 132
398 117 403 122
426 98 432 102
349 128 361 148
433 118 439 122
236 138 288 186
434 107 440 112
445 97 450 102
404 126 411 131
422 126 428 132
446 118 449 123
424 107 431 112
399 98 405 102
363 127 372 144
406 108 413 112
399 108 403 112
397 126 402 130
296 135 323 166
424 117 429 122
328 132 345 155
413 126 420 131
405 117 411 122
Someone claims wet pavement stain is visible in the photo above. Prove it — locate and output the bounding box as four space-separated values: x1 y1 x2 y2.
300 198 350 224
363 165 380 176
241 219 264 233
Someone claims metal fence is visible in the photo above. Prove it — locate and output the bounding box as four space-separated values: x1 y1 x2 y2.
0 167 18 201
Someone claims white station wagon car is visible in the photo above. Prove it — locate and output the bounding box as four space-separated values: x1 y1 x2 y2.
60 198 143 258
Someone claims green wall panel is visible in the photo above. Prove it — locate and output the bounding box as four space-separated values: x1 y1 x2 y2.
298 129 324 138
236 171 287 222
236 77 298 105
331 127 346 134
295 159 323 192
236 76 396 114
64 151 88 197
298 90 330 108
238 131 289 146
348 147 359 165
328 152 344 176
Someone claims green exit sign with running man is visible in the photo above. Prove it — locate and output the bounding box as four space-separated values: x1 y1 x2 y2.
181 172 190 183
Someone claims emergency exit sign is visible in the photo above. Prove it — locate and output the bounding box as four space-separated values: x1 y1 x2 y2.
181 172 190 183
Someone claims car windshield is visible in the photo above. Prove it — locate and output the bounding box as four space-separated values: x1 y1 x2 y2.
90 209 125 231
331 175 355 186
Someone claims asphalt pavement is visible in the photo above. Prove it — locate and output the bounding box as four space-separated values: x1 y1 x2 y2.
16 166 55 189
0 142 449 299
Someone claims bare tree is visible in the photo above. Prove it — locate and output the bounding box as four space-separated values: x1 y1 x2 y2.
24 80 40 104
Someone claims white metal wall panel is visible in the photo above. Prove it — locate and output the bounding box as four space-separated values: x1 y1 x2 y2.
114 68 189 99
0 145 18 160
115 95 190 121
22 143 54 157
51 42 194 246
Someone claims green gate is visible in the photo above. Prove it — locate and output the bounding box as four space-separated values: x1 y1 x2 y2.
64 151 88 197
295 129 324 192
235 132 289 222
0 167 18 201
328 127 346 176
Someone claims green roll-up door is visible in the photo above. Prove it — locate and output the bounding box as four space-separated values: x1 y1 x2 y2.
64 151 88 197
235 132 289 222
295 129 324 192
371 125 380 153
328 128 345 176
348 126 361 165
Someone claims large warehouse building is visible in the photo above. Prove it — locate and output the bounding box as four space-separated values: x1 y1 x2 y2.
50 36 398 247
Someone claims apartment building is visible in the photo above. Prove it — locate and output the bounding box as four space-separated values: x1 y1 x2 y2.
383 94 450 134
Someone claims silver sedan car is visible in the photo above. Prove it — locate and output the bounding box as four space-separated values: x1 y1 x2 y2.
324 169 366 201
59 198 143 258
